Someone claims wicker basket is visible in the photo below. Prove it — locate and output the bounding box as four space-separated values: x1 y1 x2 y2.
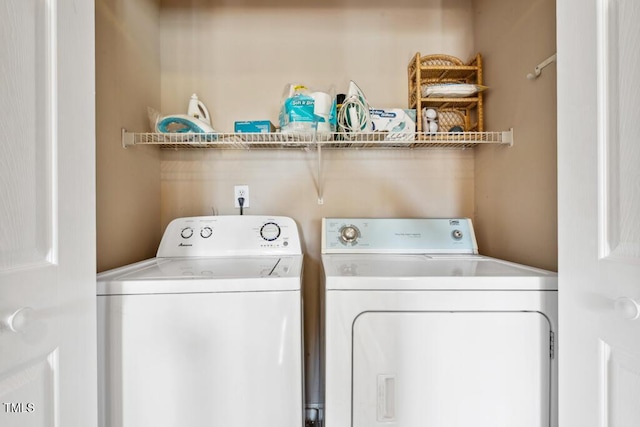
408 52 484 133
436 108 468 132
419 54 464 67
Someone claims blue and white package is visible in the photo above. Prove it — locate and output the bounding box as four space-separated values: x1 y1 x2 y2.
281 94 316 124
234 120 276 133
279 84 336 135
369 108 416 141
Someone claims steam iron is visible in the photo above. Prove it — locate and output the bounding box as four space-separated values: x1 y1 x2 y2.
347 81 368 106
340 80 372 132
156 114 215 133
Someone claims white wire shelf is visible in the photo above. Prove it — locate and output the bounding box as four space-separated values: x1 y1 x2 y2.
122 129 513 150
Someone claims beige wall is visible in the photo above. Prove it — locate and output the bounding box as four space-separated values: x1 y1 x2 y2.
158 0 476 131
96 0 163 272
473 0 558 271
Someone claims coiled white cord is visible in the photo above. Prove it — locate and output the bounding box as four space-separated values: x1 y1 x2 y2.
337 95 372 133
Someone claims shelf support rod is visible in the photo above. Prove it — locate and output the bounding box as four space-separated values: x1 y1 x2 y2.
317 139 324 205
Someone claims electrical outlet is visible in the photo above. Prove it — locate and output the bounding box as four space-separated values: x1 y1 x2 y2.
234 185 250 208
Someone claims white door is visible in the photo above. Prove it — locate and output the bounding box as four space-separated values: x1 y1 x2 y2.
0 1 97 427
558 0 640 426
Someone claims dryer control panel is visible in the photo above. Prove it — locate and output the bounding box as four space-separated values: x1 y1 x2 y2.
322 218 478 254
157 215 302 257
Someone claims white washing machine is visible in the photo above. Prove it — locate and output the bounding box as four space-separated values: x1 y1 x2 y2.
322 218 557 427
98 215 304 427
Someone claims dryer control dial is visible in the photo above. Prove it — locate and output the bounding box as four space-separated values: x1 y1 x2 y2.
260 222 281 241
339 225 360 245
452 229 464 240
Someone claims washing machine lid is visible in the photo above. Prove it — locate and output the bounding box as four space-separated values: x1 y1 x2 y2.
97 255 303 295
322 254 557 290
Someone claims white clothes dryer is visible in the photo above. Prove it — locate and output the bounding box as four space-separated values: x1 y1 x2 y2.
322 218 557 427
98 215 304 427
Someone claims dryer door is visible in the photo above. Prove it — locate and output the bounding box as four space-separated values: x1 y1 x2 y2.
353 312 552 427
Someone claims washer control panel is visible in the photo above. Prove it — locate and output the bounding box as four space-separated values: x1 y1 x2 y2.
322 218 478 254
157 215 302 257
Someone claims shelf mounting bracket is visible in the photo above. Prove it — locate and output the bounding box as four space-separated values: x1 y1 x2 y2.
121 128 135 148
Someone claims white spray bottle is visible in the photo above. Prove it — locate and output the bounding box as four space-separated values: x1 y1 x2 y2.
187 93 211 125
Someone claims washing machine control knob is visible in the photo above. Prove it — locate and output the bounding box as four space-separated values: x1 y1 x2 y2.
339 225 360 244
200 226 213 238
260 222 281 241
181 227 194 239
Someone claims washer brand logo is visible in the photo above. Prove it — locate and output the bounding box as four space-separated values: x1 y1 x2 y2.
449 220 460 226
3 402 35 413
178 243 193 247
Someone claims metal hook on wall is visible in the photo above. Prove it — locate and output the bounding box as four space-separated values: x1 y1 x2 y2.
527 53 557 80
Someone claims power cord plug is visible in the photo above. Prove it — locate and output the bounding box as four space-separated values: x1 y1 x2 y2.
238 196 245 215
